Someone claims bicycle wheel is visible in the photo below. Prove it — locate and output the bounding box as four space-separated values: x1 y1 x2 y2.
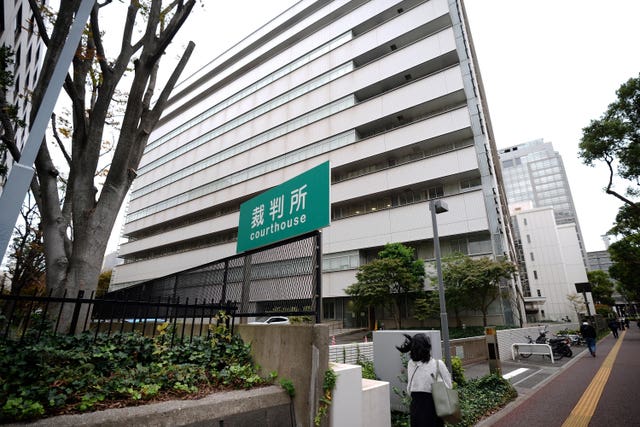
519 352 532 359
552 349 564 361
563 347 573 358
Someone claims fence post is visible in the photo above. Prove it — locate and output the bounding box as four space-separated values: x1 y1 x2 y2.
68 290 85 335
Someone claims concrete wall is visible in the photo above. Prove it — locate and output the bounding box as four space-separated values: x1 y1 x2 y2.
330 363 390 427
237 323 329 427
13 386 291 427
361 378 391 427
372 330 443 411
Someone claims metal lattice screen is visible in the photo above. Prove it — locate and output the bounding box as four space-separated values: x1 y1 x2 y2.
104 231 321 319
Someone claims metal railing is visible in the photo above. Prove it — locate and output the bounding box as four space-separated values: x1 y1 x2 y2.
0 286 236 346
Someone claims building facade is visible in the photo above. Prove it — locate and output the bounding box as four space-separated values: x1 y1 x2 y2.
111 0 520 327
0 0 45 194
511 204 591 322
498 138 589 268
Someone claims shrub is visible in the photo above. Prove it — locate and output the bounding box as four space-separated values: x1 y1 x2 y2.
451 357 466 386
358 359 377 380
0 315 271 423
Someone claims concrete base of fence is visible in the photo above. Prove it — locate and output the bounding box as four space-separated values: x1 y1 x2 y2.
10 386 291 427
237 323 329 427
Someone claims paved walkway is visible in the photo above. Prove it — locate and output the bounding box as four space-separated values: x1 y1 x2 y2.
472 326 640 426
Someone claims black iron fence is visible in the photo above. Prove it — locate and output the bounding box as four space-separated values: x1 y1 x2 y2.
0 287 236 345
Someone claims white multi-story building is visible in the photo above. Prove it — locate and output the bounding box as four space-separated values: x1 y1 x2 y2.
112 0 520 327
0 0 45 194
511 203 591 322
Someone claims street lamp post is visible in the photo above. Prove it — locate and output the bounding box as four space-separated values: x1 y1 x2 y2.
430 199 451 373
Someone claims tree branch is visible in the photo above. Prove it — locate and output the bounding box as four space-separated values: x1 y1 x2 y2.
603 153 640 213
27 0 51 45
50 114 72 166
90 3 110 75
0 96 21 161
151 0 196 64
144 41 195 131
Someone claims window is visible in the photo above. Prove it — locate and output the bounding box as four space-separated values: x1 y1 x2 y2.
533 270 538 280
323 300 335 320
537 289 542 297
460 177 481 190
530 252 535 261
526 235 531 243
322 251 360 272
15 6 22 35
428 185 444 199
541 310 545 318
523 218 528 226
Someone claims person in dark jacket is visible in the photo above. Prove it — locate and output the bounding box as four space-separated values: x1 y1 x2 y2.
580 321 597 357
608 318 619 338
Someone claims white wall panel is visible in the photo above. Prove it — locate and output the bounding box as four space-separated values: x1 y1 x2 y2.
135 35 459 191
323 269 358 298
118 212 240 256
126 68 466 218
324 190 488 253
332 146 477 202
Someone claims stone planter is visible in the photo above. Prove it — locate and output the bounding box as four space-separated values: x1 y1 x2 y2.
9 386 292 427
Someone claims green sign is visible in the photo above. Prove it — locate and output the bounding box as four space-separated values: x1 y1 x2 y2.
236 161 330 253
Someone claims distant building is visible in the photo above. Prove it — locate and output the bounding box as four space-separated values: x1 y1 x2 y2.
0 0 46 194
510 203 592 322
112 0 522 327
498 139 588 269
101 251 123 273
586 250 613 274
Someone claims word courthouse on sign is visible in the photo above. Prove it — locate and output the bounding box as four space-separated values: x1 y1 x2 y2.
236 162 330 253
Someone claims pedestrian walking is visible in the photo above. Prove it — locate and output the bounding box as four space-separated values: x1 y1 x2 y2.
580 321 597 357
397 333 453 427
608 318 619 338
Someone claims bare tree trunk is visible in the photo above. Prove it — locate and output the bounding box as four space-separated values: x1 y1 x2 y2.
24 0 196 333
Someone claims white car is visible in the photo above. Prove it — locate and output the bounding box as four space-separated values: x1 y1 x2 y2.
248 316 290 325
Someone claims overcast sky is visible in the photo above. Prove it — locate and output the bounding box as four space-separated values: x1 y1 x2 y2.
109 0 640 253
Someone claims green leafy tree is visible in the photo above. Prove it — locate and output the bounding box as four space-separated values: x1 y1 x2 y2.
579 74 640 214
1 1 199 332
345 243 426 329
441 253 474 328
587 270 615 306
579 73 640 311
412 290 440 322
608 234 640 302
441 255 516 327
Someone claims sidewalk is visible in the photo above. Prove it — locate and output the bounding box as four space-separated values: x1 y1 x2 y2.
470 326 640 426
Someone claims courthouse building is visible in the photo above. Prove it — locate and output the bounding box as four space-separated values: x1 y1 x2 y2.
111 0 521 327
